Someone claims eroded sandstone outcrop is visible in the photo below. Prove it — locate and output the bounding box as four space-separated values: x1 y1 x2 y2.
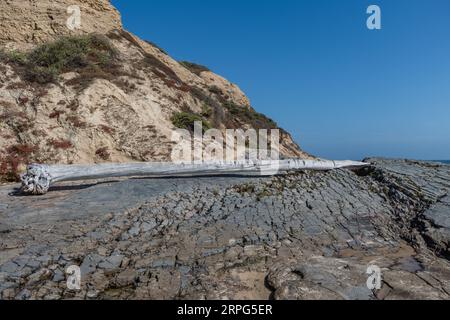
0 0 122 48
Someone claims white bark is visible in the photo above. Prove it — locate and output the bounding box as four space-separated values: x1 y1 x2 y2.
20 159 369 195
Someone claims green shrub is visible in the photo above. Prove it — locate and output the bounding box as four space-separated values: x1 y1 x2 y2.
2 34 117 84
179 61 210 75
223 101 277 129
29 34 115 69
201 104 212 118
171 112 211 132
0 50 27 64
208 85 222 95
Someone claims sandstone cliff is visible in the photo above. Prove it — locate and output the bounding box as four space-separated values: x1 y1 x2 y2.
0 0 309 182
0 0 122 47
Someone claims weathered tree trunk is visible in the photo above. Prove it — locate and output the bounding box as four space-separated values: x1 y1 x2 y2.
20 159 369 195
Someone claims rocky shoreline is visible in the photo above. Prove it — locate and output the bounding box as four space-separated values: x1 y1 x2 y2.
0 158 449 300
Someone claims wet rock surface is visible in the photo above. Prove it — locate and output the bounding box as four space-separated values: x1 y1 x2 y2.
0 158 449 300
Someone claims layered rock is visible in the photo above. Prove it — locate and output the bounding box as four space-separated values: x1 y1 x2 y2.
0 0 122 48
0 159 448 299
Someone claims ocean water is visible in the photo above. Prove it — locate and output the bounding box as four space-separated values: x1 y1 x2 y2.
432 160 450 164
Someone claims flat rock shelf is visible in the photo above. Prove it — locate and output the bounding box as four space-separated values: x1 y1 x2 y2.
0 158 449 300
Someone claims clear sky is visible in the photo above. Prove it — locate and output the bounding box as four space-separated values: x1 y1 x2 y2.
112 0 450 160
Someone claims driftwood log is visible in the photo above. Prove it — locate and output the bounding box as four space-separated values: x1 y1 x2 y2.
20 159 369 195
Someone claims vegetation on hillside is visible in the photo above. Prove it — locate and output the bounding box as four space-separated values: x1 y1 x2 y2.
171 112 211 133
179 61 210 75
0 34 117 84
223 101 277 129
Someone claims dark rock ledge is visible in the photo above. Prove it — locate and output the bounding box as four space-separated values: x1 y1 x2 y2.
0 158 449 300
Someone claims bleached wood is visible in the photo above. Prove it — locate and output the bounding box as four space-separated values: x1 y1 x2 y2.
20 159 369 195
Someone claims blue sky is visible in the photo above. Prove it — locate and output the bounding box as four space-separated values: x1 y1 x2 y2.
112 0 450 160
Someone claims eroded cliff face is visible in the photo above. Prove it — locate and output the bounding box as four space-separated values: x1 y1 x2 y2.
0 0 309 182
0 0 122 48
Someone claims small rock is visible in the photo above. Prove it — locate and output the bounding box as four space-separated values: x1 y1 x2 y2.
80 254 102 276
52 269 65 282
27 268 52 286
0 261 19 274
151 257 175 269
15 289 31 300
98 255 124 270
115 269 137 287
